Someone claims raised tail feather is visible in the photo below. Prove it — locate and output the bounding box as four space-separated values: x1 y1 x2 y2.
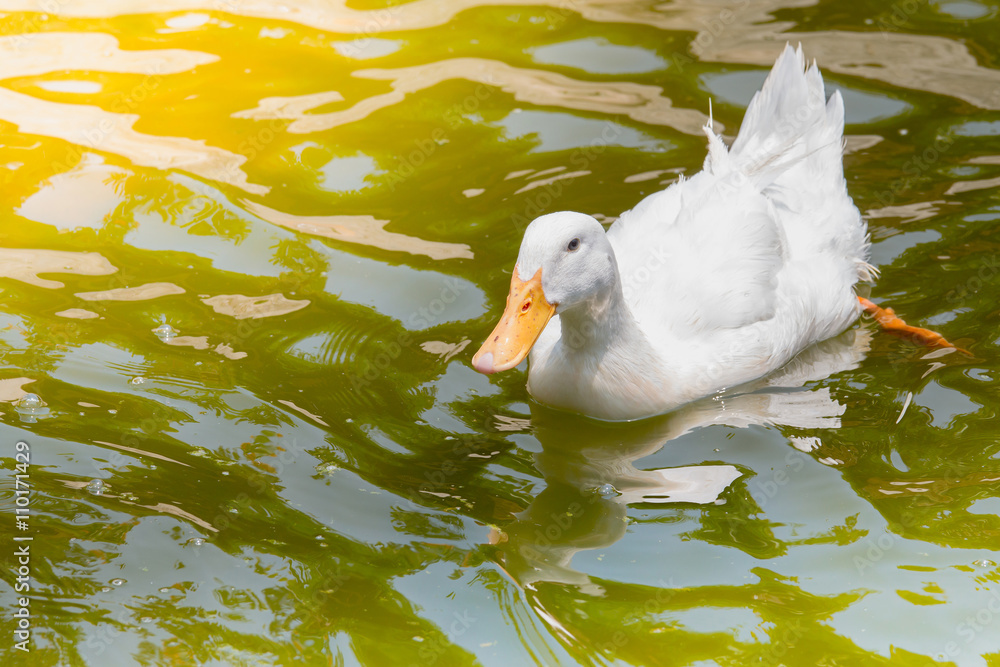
704 43 846 190
702 43 874 282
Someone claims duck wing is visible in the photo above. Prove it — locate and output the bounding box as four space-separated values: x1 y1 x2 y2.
609 169 785 338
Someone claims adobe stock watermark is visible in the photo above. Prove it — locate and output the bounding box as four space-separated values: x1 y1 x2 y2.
874 0 923 38
217 114 289 190
881 252 996 372
349 277 467 391
385 78 499 192
334 6 405 58
688 0 752 60
396 436 489 514
12 440 33 653
944 254 1000 306
81 609 134 658
4 0 72 53
50 66 166 175
853 463 967 575
944 584 1000 661
510 121 625 232
90 402 173 478
870 135 954 210
531 0 586 31
759 617 811 665
409 608 477 667
595 580 678 655
751 449 809 508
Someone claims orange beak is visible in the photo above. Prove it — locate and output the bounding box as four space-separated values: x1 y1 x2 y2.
472 267 555 374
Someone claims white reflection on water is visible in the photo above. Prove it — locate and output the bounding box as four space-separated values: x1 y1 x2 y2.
202 292 309 319
76 282 187 302
17 154 125 230
9 0 998 107
244 200 474 260
0 247 117 288
495 327 871 594
0 32 267 193
234 57 710 136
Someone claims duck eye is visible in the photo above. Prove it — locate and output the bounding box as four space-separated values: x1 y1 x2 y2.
567 238 580 252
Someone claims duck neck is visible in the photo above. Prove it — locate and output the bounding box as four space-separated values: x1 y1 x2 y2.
557 278 670 389
557 281 638 356
530 283 673 420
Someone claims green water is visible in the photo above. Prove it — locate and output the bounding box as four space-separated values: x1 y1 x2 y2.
1 1 999 665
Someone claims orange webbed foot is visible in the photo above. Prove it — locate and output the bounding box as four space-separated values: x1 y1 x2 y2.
858 296 970 355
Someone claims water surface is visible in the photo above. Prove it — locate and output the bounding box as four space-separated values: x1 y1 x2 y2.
1 1 999 665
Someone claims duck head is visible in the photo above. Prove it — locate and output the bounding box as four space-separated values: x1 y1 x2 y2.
472 212 619 374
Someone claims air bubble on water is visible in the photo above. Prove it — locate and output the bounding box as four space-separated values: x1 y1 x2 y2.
15 393 50 422
152 324 178 342
158 587 170 593
17 393 43 409
139 617 153 624
86 479 107 496
316 461 339 475
187 537 205 547
101 586 111 592
597 483 620 498
130 377 145 385
110 578 125 586
973 559 996 568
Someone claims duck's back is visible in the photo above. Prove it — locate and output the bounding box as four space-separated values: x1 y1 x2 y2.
605 44 873 392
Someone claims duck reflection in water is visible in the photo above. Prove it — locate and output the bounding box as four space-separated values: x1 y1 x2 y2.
486 327 872 598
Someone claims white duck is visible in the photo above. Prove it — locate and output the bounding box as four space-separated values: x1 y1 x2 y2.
471 44 949 421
